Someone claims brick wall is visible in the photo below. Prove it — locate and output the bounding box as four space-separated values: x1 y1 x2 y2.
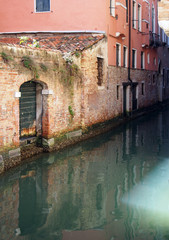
0 38 162 173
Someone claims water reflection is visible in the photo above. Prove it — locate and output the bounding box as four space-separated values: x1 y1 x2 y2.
1 109 169 239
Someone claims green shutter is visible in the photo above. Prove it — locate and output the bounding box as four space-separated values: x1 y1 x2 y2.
20 82 36 138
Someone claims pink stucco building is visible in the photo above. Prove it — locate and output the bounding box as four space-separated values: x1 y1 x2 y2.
0 0 161 70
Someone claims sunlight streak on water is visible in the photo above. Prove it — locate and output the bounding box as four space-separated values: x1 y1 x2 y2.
122 159 169 225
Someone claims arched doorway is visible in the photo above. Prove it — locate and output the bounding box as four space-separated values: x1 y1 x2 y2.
19 81 43 140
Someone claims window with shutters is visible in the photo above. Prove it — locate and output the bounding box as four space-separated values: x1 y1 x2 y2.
36 0 50 12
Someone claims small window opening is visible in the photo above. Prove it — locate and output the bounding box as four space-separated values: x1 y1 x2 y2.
141 82 145 95
152 74 156 85
163 69 165 87
117 85 119 99
97 57 104 86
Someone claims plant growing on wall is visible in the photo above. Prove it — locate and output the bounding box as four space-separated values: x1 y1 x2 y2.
19 36 29 45
68 105 75 122
1 52 12 63
21 56 39 79
74 51 81 58
40 63 48 72
19 37 40 48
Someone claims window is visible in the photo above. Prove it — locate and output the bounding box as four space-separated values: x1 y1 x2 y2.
138 4 141 31
132 1 136 28
163 68 165 87
116 44 121 66
152 74 156 85
162 29 165 42
117 85 119 100
132 49 136 68
153 57 156 65
147 53 150 64
110 0 115 17
167 70 169 87
152 5 155 33
126 0 128 22
97 58 104 86
123 46 127 67
141 51 144 69
141 82 145 95
36 0 50 12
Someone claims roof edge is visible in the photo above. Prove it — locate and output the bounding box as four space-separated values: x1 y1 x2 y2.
0 30 106 36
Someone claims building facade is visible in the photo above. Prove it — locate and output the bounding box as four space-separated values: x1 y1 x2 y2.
0 0 169 173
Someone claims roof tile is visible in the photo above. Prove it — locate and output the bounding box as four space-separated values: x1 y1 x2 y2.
0 34 105 54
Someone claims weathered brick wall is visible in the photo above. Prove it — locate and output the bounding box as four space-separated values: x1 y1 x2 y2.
108 66 159 110
0 45 83 149
0 38 162 173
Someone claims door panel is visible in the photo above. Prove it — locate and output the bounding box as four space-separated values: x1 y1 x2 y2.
20 82 36 138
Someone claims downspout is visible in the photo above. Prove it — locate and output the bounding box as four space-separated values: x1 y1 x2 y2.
128 0 134 113
128 0 132 84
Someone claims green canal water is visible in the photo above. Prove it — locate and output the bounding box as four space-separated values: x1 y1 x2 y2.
1 108 169 240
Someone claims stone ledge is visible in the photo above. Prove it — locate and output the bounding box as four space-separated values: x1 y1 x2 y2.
66 130 82 139
9 148 21 158
42 138 54 147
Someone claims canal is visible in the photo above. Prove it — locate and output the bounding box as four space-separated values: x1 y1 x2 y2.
1 107 169 240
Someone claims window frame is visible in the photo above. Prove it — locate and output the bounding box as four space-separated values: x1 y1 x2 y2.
167 69 169 87
123 46 128 68
110 0 116 17
138 3 142 32
141 81 145 95
152 4 155 33
97 57 104 86
126 0 128 22
132 0 136 29
147 53 150 64
141 51 145 69
35 0 51 13
116 43 121 67
132 49 137 69
117 85 120 100
163 68 165 88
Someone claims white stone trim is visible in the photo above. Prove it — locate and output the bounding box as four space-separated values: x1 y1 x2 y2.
116 2 127 10
14 92 21 98
42 89 53 95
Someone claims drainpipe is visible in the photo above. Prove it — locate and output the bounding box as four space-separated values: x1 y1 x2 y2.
128 0 132 84
128 0 134 113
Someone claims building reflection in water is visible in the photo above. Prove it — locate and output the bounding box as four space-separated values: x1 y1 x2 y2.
1 110 169 239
